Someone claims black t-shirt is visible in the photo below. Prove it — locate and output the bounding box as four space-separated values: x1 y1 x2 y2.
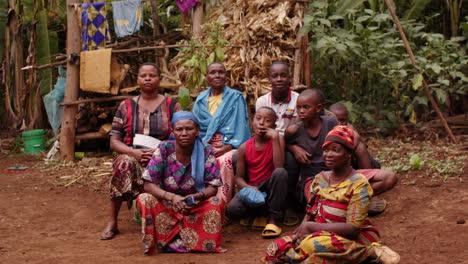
286 116 338 178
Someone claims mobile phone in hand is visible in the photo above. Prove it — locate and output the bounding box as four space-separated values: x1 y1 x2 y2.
185 196 196 206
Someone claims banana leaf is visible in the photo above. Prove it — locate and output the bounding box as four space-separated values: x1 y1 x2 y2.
35 1 52 95
334 0 366 16
402 0 432 20
0 0 7 62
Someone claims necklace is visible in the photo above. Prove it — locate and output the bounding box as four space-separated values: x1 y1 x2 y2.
327 166 354 186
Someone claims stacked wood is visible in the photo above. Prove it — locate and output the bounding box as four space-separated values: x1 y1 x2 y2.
168 0 305 105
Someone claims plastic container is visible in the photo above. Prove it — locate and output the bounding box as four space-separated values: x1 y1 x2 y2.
22 129 45 154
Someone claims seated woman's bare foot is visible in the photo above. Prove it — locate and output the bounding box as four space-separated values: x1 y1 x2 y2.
100 220 119 240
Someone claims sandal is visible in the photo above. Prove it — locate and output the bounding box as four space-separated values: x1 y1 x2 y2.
100 229 120 240
283 208 301 226
372 243 400 264
262 223 282 238
251 216 268 230
240 217 254 227
369 198 387 215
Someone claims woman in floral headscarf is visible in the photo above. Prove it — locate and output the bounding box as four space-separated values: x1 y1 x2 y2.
264 126 400 264
136 111 225 255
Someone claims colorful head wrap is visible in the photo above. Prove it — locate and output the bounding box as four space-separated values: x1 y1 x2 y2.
322 125 355 151
171 111 204 192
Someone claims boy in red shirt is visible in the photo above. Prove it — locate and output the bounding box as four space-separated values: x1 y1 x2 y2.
227 107 287 238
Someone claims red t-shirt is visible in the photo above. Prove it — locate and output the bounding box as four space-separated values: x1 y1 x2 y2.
245 137 275 185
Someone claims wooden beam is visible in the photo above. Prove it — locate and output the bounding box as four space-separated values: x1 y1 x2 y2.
59 95 132 106
384 0 457 144
75 132 109 140
60 0 81 161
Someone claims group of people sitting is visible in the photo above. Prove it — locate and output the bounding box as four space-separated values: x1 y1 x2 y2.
99 61 400 263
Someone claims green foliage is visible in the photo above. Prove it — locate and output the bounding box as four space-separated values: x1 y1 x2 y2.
402 0 432 20
176 86 192 111
376 141 466 180
409 154 423 169
176 22 228 92
302 1 468 132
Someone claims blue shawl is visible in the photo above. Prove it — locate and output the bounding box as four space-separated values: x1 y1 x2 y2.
171 111 205 192
192 86 251 149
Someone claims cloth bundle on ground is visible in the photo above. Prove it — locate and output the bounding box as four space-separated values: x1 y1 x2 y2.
238 187 267 207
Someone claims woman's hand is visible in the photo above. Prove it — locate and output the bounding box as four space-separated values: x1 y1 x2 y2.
131 149 155 166
212 143 232 157
171 194 186 213
292 221 315 247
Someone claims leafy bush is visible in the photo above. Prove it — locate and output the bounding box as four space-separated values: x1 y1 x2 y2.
302 1 467 133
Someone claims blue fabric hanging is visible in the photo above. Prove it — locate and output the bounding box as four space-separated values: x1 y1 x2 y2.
111 0 143 38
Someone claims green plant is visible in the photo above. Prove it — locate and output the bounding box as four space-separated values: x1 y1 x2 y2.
176 22 228 93
176 86 192 110
409 154 423 169
301 1 467 132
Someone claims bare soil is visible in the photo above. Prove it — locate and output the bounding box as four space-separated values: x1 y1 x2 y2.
0 140 467 264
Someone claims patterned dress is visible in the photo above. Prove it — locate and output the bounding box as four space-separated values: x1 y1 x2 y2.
109 97 180 202
265 172 379 263
137 141 224 255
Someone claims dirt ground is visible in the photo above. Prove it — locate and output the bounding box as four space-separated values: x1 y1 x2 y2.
0 139 467 264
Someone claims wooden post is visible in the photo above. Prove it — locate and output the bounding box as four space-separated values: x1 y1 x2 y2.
149 0 162 66
60 0 81 161
192 2 203 38
292 3 304 88
384 0 458 144
302 35 311 88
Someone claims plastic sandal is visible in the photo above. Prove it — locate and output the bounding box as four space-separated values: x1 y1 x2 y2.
262 223 282 238
252 216 268 230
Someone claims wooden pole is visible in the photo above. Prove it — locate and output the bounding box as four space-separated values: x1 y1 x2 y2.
302 35 311 88
292 3 303 88
60 0 81 161
384 0 457 144
192 2 203 38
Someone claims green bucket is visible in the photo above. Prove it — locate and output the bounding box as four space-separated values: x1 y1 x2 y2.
22 129 45 154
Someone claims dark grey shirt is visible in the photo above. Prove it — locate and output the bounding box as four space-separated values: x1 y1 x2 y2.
285 116 338 179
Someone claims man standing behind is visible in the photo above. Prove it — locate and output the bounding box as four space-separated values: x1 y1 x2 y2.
256 61 299 136
256 61 301 226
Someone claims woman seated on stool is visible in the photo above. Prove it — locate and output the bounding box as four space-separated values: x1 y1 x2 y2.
136 111 225 255
264 126 400 264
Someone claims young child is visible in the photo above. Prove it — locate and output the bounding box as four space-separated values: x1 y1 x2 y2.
285 89 338 183
329 102 381 169
329 102 352 126
227 107 287 238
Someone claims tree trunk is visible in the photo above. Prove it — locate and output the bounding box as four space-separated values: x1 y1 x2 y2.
60 0 81 161
5 0 25 128
192 2 203 38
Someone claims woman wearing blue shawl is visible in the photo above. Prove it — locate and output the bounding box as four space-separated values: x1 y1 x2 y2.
192 62 251 203
136 111 225 255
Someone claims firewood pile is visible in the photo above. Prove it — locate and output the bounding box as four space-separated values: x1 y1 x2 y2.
169 0 305 105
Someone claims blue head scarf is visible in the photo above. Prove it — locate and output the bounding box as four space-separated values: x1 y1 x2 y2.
171 111 205 192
